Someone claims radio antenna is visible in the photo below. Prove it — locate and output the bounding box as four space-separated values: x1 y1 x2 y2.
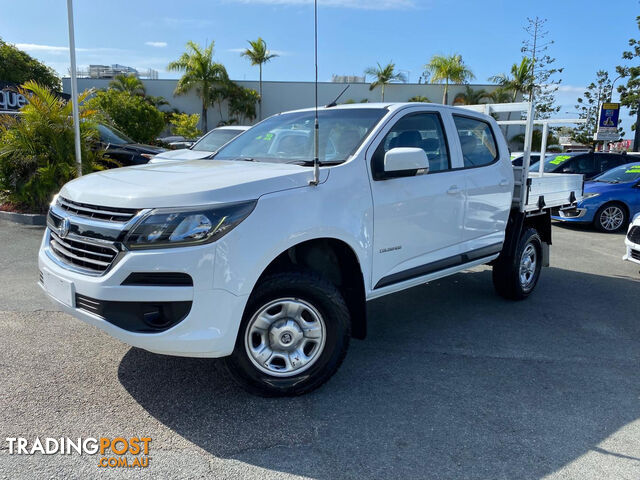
310 0 320 186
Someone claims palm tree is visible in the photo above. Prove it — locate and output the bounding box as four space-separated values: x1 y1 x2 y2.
424 54 475 105
109 74 146 96
453 85 488 105
241 37 278 121
488 57 534 102
168 41 227 132
0 81 103 211
489 58 534 143
486 87 512 104
364 62 406 101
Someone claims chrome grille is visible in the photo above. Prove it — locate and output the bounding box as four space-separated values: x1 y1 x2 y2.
628 226 640 244
57 197 139 223
49 230 119 273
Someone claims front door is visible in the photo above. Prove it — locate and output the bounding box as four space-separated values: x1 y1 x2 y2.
368 110 467 289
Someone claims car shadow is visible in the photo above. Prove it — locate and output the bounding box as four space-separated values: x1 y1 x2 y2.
118 266 640 479
552 220 628 236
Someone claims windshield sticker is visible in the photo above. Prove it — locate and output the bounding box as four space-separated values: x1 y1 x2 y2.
625 165 640 173
549 155 571 165
255 133 274 141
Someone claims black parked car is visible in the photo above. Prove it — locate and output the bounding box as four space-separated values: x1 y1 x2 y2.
98 124 166 166
529 151 631 180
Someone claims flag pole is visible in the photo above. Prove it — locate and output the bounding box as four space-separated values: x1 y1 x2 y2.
66 0 82 176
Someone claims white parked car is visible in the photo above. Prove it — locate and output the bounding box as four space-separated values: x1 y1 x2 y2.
150 126 250 163
38 103 583 396
624 213 640 265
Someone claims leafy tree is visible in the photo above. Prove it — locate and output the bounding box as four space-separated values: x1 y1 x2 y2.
241 37 277 120
365 62 406 101
168 41 227 132
228 85 259 125
88 90 165 143
0 39 61 91
408 95 431 102
170 113 202 139
0 81 103 212
520 17 564 118
109 74 146 96
573 71 624 145
453 85 487 105
424 54 474 104
489 57 534 102
616 15 640 139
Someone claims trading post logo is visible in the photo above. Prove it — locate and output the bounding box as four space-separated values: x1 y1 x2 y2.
5 437 152 468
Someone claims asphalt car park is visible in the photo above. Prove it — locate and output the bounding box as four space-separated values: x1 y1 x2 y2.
1 218 639 479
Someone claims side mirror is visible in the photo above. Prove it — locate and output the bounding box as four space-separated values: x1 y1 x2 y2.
384 147 429 175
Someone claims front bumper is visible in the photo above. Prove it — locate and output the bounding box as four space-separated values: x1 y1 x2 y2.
551 206 592 223
38 229 248 357
623 226 640 266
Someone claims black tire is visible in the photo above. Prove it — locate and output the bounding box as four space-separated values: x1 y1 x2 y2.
593 202 628 233
224 270 350 397
492 227 543 300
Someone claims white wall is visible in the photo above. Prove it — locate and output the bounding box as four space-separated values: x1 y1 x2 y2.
63 78 503 123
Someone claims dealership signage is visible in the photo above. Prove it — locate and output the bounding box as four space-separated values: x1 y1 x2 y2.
0 82 28 111
594 102 621 141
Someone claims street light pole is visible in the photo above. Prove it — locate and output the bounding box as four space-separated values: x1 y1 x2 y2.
66 0 82 177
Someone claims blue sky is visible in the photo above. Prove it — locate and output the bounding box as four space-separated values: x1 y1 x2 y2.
2 0 638 133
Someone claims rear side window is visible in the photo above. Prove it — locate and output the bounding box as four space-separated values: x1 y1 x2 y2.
453 116 498 168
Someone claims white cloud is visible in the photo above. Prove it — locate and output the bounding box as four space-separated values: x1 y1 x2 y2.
14 43 124 56
15 43 79 55
145 41 168 48
222 0 416 9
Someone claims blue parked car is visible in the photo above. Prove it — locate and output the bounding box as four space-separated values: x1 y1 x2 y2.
552 162 640 232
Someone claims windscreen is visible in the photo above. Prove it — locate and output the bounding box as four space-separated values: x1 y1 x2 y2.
593 163 640 183
213 108 387 165
530 154 574 173
191 129 244 152
98 124 134 145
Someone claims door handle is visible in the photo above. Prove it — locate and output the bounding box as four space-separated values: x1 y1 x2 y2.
447 185 461 195
499 178 509 186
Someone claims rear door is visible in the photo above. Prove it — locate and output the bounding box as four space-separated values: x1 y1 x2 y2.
367 108 467 289
451 114 512 251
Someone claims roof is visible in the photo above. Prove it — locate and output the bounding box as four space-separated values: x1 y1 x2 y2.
213 125 251 131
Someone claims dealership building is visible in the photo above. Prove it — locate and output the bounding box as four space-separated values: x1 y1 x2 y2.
62 77 507 127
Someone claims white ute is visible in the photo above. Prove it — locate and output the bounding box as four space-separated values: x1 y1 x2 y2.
38 102 583 396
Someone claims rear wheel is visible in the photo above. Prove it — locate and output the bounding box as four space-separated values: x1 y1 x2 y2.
224 271 350 397
594 203 627 233
492 227 543 300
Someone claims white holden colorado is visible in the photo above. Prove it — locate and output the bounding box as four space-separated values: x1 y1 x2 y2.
39 102 582 396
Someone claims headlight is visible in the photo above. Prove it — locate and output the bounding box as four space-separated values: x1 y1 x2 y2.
125 200 256 249
582 193 600 200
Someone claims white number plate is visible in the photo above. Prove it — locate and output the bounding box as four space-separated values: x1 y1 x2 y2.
43 270 74 307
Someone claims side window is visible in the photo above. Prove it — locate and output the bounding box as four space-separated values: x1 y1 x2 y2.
599 155 618 173
453 115 498 168
371 112 450 180
572 154 596 174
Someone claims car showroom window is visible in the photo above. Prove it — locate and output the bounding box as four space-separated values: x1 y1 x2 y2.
371 112 450 179
453 115 498 168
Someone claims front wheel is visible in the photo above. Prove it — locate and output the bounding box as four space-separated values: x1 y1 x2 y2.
492 228 543 300
594 203 627 233
224 271 350 397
